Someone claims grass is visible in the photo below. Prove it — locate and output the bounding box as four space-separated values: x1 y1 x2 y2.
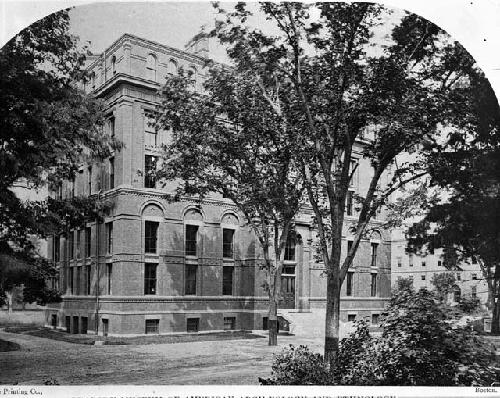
4 326 265 346
0 339 21 352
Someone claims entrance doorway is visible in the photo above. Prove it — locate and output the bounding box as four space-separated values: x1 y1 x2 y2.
280 264 296 309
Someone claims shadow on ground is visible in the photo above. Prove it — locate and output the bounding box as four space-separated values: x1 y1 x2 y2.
4 325 265 345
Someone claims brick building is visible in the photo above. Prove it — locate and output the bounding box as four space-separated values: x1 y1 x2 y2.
391 228 488 305
45 34 391 336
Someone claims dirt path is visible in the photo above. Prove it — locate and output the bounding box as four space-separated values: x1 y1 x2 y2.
0 329 322 385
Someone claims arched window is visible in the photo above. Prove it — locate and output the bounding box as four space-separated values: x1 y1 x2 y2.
168 59 178 75
146 54 157 82
188 66 197 89
284 234 296 262
111 55 116 75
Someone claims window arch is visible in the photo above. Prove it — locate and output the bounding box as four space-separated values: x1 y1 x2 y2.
188 66 197 89
168 59 178 75
284 233 296 262
146 53 157 82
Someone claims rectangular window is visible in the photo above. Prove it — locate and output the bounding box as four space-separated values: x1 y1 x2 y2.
262 317 269 330
471 286 477 299
371 314 380 325
371 243 378 267
223 266 234 295
76 267 81 295
222 228 234 259
69 267 74 295
186 318 199 333
347 240 353 255
421 274 426 281
144 155 157 188
224 317 236 331
145 116 158 147
457 273 461 281
145 319 159 334
68 232 74 260
346 271 354 296
472 273 478 280
76 229 82 258
422 261 426 267
109 117 115 138
106 264 112 295
86 265 91 295
85 227 91 257
370 273 377 297
185 225 198 256
438 260 442 267
106 222 113 254
81 317 88 334
409 253 414 267
109 157 115 189
284 235 296 262
397 257 402 267
347 314 356 322
185 264 197 295
346 191 353 216
54 235 60 263
88 166 92 195
144 263 157 295
145 221 159 254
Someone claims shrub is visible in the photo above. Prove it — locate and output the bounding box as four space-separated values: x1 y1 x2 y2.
259 345 330 385
261 287 499 386
333 288 498 386
459 295 481 314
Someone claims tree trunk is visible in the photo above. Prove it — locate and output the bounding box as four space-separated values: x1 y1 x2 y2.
324 269 341 367
6 291 13 314
492 297 500 335
269 297 278 346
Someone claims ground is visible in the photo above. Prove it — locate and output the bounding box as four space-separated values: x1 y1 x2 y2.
0 328 323 385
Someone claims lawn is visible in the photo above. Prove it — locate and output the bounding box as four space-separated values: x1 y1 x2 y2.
4 325 265 345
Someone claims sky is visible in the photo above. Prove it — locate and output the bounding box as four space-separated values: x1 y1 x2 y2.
1 0 500 96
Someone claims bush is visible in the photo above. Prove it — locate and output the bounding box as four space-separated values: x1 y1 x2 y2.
261 287 499 386
459 295 481 314
259 345 330 385
334 288 498 386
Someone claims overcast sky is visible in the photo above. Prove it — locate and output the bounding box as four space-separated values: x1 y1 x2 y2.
1 0 500 96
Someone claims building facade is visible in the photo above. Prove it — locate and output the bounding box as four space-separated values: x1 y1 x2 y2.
391 228 488 305
45 34 391 336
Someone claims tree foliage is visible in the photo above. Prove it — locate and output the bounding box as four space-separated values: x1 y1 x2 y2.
0 9 120 303
431 272 456 302
408 66 500 332
157 66 304 345
179 1 483 360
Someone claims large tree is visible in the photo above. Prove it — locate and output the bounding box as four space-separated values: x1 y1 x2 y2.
156 68 304 345
0 9 119 300
204 2 478 363
408 69 500 333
